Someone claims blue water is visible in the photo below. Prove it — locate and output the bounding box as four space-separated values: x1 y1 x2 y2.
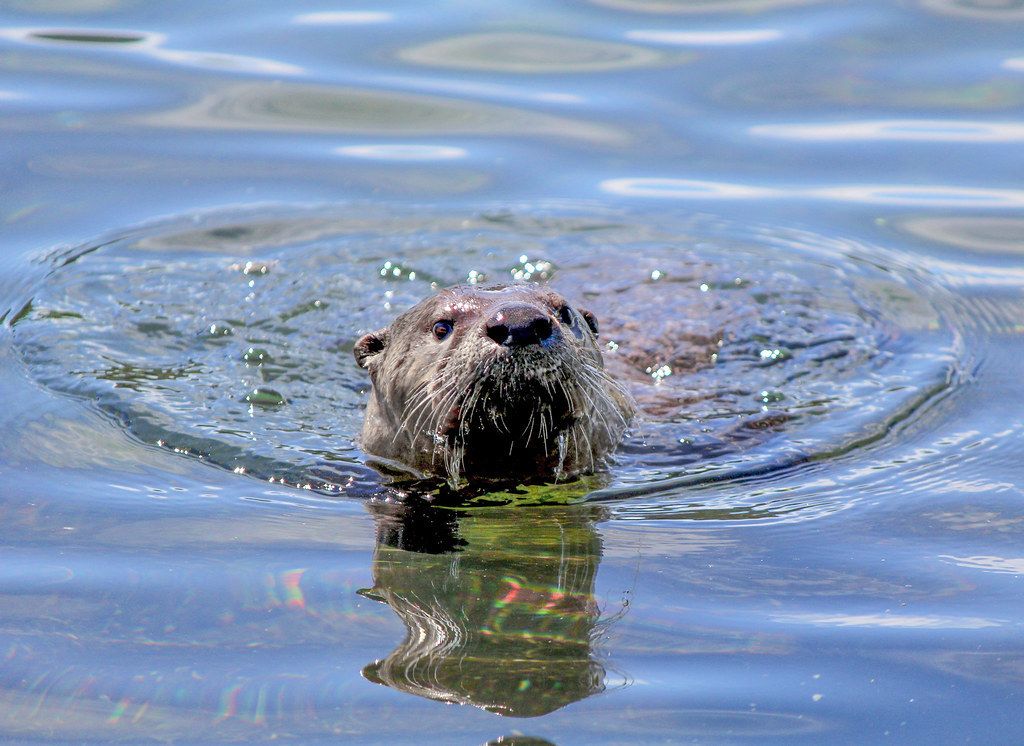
2 1 1024 743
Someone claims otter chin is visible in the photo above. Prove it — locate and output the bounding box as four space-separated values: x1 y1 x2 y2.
353 283 635 488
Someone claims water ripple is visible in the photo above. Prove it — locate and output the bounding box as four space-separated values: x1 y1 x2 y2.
292 11 394 26
602 177 1024 207
11 206 965 525
0 26 303 75
588 0 821 14
921 0 1024 20
138 82 628 144
626 28 783 45
398 32 685 73
334 144 468 161
751 119 1024 143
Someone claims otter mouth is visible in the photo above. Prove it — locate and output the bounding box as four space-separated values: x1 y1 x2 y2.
436 354 577 447
439 385 576 441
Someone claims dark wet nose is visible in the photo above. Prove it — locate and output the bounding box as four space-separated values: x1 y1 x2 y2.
485 303 554 347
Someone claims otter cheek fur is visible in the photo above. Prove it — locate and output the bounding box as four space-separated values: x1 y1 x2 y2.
353 283 635 488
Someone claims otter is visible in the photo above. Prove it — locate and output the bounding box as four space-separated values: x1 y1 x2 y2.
353 283 635 488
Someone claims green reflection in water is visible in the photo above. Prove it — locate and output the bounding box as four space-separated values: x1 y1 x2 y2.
398 32 685 74
88 358 204 390
140 82 628 145
362 500 615 717
715 74 1024 110
896 216 1024 255
29 31 145 44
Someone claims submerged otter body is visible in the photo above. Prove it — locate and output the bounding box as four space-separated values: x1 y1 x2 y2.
354 283 635 487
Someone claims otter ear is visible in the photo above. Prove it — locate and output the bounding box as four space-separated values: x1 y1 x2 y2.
354 328 389 369
580 309 599 336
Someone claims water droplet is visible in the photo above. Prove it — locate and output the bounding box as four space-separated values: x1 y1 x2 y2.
241 261 270 276
758 348 792 365
510 256 555 281
202 323 233 338
378 260 415 280
244 388 286 407
243 347 272 365
645 364 672 381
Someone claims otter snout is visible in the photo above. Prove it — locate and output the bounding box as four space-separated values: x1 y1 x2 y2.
485 303 554 347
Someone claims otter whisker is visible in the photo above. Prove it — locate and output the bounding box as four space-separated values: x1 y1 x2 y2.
392 381 435 442
576 366 631 441
402 381 452 444
419 381 460 443
523 407 538 451
581 362 634 423
405 374 457 433
558 379 597 472
423 380 470 469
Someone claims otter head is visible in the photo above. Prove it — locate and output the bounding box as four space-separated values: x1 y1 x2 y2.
354 283 634 488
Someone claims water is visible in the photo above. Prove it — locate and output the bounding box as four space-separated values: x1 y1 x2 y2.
1 1 1022 742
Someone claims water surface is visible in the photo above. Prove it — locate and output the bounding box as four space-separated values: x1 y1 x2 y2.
1 1 1023 743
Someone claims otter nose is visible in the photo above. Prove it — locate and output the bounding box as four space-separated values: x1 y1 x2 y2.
485 303 554 347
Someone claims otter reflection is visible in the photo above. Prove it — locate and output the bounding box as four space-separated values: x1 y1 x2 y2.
360 499 613 717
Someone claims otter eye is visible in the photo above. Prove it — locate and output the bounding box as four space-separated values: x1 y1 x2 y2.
558 305 575 326
432 320 454 341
